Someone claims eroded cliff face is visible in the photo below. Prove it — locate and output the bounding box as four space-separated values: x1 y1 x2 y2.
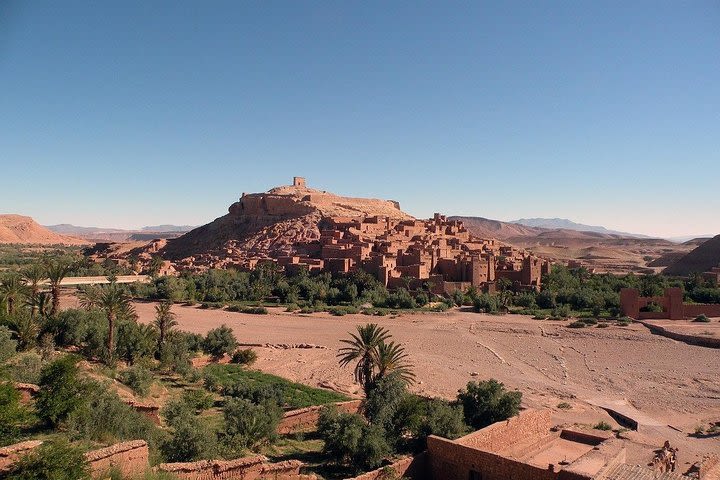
112 183 412 267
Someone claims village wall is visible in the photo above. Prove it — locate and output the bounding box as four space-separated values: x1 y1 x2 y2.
85 440 149 479
277 400 362 435
344 453 429 480
427 435 557 480
456 409 552 452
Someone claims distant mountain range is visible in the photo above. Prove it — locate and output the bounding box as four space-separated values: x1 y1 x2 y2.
509 218 650 238
45 224 196 242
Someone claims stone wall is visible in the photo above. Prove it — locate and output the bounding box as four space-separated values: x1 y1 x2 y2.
85 440 149 479
456 409 552 453
277 400 363 435
427 435 557 480
639 321 720 349
0 440 43 474
156 455 308 480
343 453 429 480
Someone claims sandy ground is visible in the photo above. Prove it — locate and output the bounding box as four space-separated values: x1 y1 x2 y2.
127 302 720 466
60 292 719 469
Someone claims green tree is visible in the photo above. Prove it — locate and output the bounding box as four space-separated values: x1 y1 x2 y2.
457 379 522 429
154 301 178 356
337 323 390 395
78 283 135 362
21 264 46 318
0 273 29 315
373 341 415 387
35 356 88 427
222 397 282 451
45 259 73 316
202 324 237 359
0 383 29 446
0 326 18 362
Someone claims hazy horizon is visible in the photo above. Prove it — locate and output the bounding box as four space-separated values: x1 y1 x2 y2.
2 2 718 237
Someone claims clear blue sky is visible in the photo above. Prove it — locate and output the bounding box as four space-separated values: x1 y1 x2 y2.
1 1 718 237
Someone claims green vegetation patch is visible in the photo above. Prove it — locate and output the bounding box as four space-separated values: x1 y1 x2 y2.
203 364 349 409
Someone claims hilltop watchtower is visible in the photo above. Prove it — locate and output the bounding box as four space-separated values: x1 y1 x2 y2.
293 177 306 187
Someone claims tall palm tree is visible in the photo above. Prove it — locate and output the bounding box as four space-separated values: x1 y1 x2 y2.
22 264 47 317
7 314 39 351
79 282 135 361
373 341 415 387
0 273 29 315
24 292 52 320
77 285 101 311
154 300 177 355
337 323 391 395
45 260 72 316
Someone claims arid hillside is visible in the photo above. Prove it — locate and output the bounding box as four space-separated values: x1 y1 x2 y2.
0 214 87 245
664 234 720 276
92 180 413 269
453 216 694 274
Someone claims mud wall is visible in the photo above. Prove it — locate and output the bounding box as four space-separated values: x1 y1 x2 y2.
85 440 149 479
427 435 557 480
277 400 362 435
156 456 306 480
345 453 429 480
456 410 552 452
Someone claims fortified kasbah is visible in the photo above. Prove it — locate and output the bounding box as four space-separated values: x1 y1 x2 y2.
93 177 550 294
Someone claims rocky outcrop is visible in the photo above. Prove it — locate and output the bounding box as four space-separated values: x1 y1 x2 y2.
0 214 87 245
99 180 412 271
665 234 720 276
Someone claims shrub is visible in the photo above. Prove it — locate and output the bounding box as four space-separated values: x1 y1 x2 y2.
66 381 159 445
457 379 522 429
6 440 90 480
513 292 537 308
241 306 268 315
202 325 238 359
118 366 153 397
551 304 572 318
472 294 499 313
181 389 214 412
0 383 29 446
161 405 218 462
115 321 157 365
593 421 612 431
317 406 391 470
581 318 598 325
35 356 88 427
416 398 467 441
0 326 17 362
159 332 192 374
0 352 43 384
230 349 257 366
224 382 285 406
596 323 610 328
693 314 711 323
536 291 556 309
557 402 572 410
567 321 586 328
222 397 282 451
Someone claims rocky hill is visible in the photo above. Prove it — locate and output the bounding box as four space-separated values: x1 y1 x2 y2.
0 215 87 245
96 180 412 268
664 234 720 276
448 216 543 240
